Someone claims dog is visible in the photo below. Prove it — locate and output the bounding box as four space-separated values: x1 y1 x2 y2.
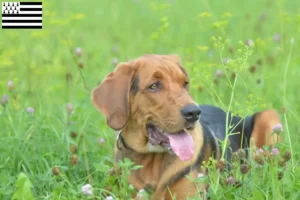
91 54 281 199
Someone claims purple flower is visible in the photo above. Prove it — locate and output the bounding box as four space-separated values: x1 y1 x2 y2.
227 176 235 185
215 69 223 78
75 47 82 57
99 138 105 145
111 57 118 65
8 80 14 90
81 184 93 195
1 94 8 106
66 103 72 114
271 148 280 156
272 123 283 134
273 33 280 42
256 148 264 155
26 107 35 114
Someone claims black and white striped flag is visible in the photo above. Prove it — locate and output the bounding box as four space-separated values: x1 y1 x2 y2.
2 2 42 29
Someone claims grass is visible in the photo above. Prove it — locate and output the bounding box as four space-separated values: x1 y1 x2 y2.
1 0 300 199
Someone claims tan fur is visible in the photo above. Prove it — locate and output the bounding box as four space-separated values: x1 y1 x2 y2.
250 110 281 148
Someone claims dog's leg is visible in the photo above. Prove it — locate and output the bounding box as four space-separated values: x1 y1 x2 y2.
251 110 282 148
152 170 200 200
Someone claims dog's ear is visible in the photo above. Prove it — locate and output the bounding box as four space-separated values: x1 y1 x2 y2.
91 63 135 131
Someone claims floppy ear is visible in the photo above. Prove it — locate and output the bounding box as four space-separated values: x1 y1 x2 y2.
91 63 135 131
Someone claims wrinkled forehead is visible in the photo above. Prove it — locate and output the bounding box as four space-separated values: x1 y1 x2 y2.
132 55 188 82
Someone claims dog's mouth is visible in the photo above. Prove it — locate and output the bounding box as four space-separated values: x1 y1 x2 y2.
146 124 195 161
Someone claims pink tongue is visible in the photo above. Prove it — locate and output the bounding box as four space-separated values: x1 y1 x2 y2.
166 131 195 161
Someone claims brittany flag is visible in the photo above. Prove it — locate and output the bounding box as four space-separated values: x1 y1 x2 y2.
2 2 42 29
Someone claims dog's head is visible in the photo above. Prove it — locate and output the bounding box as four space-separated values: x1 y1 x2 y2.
91 54 201 161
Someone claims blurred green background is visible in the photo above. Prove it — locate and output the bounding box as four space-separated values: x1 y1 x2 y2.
0 0 300 199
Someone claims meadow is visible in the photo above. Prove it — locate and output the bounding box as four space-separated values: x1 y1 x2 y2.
1 0 300 199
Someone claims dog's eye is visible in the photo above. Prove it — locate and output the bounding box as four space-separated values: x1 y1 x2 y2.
184 81 189 89
148 82 160 92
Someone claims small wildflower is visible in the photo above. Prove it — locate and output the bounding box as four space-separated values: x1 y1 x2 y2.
70 131 77 138
240 164 250 174
249 65 256 73
66 103 72 114
8 80 14 90
105 196 113 200
256 148 264 155
70 154 78 166
216 159 226 172
271 148 280 156
26 107 35 114
197 173 204 178
52 166 60 175
78 60 84 69
237 149 246 159
273 33 280 42
69 144 78 153
231 152 239 162
246 39 254 47
215 69 223 78
282 150 291 161
1 94 8 106
254 154 264 165
227 176 235 185
111 57 119 65
278 159 286 167
99 138 105 145
75 47 82 57
81 184 93 195
272 123 283 134
278 171 284 180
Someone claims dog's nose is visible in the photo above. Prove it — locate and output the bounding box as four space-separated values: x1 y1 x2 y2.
181 104 201 123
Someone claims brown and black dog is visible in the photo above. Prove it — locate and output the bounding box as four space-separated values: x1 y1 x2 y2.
91 54 281 199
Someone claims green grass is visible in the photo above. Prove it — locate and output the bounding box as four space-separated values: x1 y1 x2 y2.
1 0 300 199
